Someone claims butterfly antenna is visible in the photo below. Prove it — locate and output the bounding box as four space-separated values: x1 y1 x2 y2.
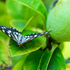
44 31 51 34
22 46 30 54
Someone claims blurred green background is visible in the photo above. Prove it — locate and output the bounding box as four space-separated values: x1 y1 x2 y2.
0 0 70 70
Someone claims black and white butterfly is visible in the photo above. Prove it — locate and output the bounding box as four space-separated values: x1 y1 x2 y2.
0 25 50 46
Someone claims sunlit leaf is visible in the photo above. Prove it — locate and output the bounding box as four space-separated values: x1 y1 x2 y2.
16 0 47 20
12 54 28 70
11 20 26 32
0 41 12 69
7 0 47 31
24 14 45 31
9 30 46 56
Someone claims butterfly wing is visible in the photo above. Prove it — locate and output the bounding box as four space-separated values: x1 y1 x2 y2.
0 25 21 43
23 31 50 44
0 25 51 45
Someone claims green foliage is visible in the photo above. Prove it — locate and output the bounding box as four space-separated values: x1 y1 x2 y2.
6 0 47 31
38 46 65 70
0 1 11 69
0 41 12 69
9 30 46 56
42 0 55 12
0 0 68 70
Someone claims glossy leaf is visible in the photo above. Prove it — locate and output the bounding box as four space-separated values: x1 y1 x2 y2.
6 0 36 31
9 30 46 56
48 47 66 70
23 50 43 70
15 0 47 20
7 0 36 20
11 20 27 32
37 43 57 70
7 0 46 31
12 54 28 70
12 55 23 67
24 14 45 31
37 49 52 70
38 44 65 70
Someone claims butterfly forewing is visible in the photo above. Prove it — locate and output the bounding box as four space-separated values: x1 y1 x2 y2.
0 25 21 42
23 31 50 43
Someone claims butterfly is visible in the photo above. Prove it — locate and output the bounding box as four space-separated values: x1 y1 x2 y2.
0 25 50 46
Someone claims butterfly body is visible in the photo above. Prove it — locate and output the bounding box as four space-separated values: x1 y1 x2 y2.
0 25 50 46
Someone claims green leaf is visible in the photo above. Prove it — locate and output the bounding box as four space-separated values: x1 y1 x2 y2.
23 50 43 70
12 54 28 70
15 0 47 20
48 47 66 70
37 49 52 70
24 14 45 31
42 0 55 12
6 0 47 31
11 14 45 32
11 20 27 32
0 41 12 69
37 44 65 70
7 0 36 20
37 43 57 70
12 55 23 67
9 30 46 56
